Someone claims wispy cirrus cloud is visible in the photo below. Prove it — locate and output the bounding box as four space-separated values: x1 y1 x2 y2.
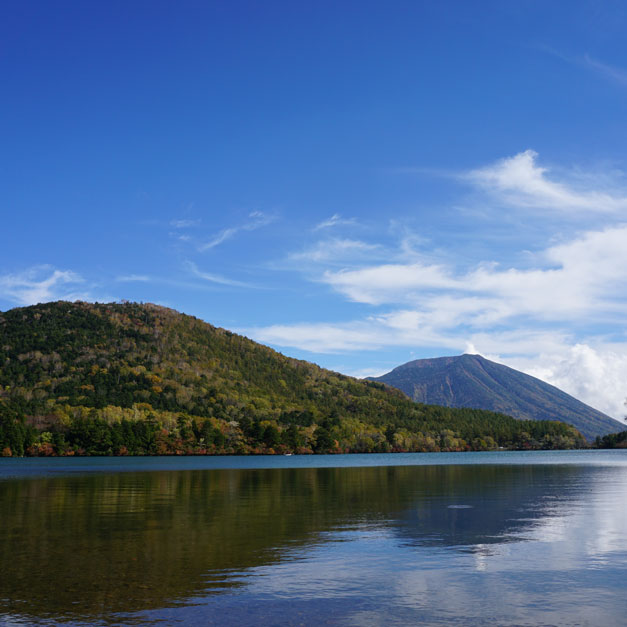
115 274 151 283
200 227 239 250
289 238 383 265
199 211 275 252
170 218 201 229
539 45 627 89
185 261 255 288
313 213 357 231
465 150 627 213
581 54 627 87
0 266 95 306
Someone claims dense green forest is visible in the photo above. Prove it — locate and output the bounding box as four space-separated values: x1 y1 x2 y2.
594 430 627 449
0 301 586 456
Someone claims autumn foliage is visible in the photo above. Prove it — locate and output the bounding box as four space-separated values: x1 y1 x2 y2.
0 301 587 456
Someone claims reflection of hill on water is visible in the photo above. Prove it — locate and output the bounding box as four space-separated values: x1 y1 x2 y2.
0 464 590 623
393 465 586 549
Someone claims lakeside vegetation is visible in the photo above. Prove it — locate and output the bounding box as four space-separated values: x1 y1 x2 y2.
0 301 587 456
594 430 627 449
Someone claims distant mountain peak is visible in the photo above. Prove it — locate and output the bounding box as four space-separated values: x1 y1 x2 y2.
369 354 622 440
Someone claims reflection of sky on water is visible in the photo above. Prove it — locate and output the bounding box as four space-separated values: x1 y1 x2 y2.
4 456 627 626
154 465 627 626
395 467 627 626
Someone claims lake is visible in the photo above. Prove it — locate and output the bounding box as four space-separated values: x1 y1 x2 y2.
1 450 627 626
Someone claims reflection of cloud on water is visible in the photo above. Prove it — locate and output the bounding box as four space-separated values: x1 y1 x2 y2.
497 467 627 573
4 462 627 626
583 473 627 559
229 466 627 626
242 528 398 600
471 543 511 571
389 466 627 625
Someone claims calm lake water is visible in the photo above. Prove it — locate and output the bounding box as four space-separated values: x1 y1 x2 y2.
1 450 627 626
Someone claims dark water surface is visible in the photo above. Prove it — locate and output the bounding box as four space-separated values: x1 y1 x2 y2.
1 451 627 626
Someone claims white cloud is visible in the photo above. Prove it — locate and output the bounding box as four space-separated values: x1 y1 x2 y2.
539 46 627 90
289 238 382 264
250 221 627 418
318 225 627 325
254 152 627 420
505 344 627 420
250 319 407 353
200 227 238 250
185 261 254 288
323 262 456 305
342 366 391 379
313 213 357 230
582 54 627 87
0 266 89 306
170 219 201 228
115 274 150 282
466 150 627 213
249 314 570 357
199 211 275 251
250 313 627 418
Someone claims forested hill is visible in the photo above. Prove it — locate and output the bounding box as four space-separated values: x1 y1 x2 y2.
0 301 585 456
369 354 622 440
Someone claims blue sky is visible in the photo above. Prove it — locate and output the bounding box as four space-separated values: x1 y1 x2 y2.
2 1 627 418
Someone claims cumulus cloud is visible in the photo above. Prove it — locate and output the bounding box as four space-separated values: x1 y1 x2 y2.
0 266 89 306
506 344 627 420
466 150 627 213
